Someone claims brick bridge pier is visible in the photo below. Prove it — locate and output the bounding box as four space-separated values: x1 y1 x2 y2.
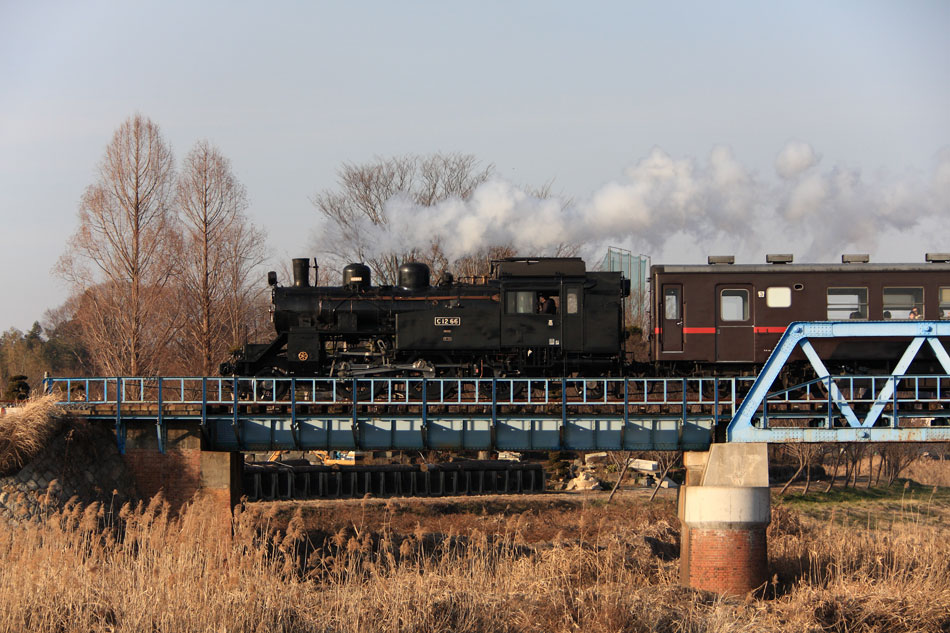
120 420 242 522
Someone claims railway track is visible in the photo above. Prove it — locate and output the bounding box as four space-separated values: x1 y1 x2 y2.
242 459 546 501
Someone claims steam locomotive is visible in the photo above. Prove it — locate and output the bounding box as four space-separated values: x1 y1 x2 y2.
221 257 630 378
221 253 950 379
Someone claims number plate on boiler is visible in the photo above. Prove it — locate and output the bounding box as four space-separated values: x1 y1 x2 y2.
434 316 461 326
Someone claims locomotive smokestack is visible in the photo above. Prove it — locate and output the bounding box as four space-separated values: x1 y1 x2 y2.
292 258 310 287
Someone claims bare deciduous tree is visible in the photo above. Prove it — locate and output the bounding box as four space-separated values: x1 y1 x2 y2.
880 443 923 486
176 141 267 374
57 115 178 376
311 153 493 284
453 245 517 281
218 221 270 354
779 444 823 495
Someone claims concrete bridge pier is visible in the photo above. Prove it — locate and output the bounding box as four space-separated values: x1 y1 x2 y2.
678 443 771 595
121 421 242 525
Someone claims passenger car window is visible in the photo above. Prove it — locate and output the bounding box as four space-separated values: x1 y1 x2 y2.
766 287 792 308
664 287 680 320
940 287 950 319
506 291 536 314
827 288 868 320
720 289 749 321
883 287 924 319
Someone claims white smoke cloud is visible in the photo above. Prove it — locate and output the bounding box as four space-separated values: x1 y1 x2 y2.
325 141 950 269
775 140 819 179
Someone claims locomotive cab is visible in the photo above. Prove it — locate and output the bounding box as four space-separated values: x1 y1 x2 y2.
493 258 625 374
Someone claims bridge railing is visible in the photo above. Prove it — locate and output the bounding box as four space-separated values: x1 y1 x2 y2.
46 375 753 412
47 375 754 453
45 371 950 451
754 374 950 427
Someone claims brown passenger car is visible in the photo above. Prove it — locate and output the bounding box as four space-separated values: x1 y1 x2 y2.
651 256 950 371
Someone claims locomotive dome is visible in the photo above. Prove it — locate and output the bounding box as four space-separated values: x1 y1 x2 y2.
343 263 371 290
398 262 430 290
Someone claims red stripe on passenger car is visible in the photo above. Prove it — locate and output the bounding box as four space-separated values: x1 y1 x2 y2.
656 326 787 335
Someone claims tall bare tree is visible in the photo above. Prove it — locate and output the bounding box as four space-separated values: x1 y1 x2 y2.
212 220 269 361
57 115 178 376
779 444 823 495
176 141 266 374
880 443 923 486
453 245 517 281
311 153 493 284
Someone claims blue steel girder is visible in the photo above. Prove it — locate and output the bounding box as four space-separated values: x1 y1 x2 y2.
728 321 950 443
196 414 719 452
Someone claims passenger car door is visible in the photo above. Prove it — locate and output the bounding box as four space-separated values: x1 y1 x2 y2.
661 284 683 353
716 284 754 362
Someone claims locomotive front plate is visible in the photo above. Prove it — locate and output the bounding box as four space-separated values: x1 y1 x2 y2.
434 316 462 326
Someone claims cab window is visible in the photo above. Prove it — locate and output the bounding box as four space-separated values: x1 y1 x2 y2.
506 291 536 314
566 289 579 314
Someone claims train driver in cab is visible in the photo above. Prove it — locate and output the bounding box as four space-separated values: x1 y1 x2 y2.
539 293 557 315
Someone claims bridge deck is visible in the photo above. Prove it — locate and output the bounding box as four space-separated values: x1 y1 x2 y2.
52 376 745 453
49 372 950 453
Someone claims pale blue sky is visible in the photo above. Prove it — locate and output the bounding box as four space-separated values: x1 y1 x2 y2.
1 0 948 330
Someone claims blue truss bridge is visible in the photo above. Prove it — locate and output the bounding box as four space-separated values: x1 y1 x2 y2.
47 322 950 453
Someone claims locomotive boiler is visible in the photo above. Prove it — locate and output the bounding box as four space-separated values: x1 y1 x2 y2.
221 257 631 378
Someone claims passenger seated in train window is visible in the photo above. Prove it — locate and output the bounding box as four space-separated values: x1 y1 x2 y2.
908 306 920 320
538 293 557 315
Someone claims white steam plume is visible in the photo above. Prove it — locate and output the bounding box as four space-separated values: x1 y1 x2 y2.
319 141 950 268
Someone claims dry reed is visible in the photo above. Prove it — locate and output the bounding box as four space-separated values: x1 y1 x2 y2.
0 393 68 475
904 458 950 488
0 494 948 633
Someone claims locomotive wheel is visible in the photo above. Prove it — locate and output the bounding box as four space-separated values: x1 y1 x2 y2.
253 369 291 402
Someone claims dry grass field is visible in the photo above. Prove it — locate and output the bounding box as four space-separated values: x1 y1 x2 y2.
1 483 949 633
2 399 950 631
904 457 950 488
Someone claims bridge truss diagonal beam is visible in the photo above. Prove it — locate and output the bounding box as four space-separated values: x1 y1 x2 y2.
728 321 950 443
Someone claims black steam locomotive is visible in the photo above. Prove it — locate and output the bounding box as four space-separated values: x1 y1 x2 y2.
221 257 631 378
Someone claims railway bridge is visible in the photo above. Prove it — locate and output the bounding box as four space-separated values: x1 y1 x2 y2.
43 321 950 594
